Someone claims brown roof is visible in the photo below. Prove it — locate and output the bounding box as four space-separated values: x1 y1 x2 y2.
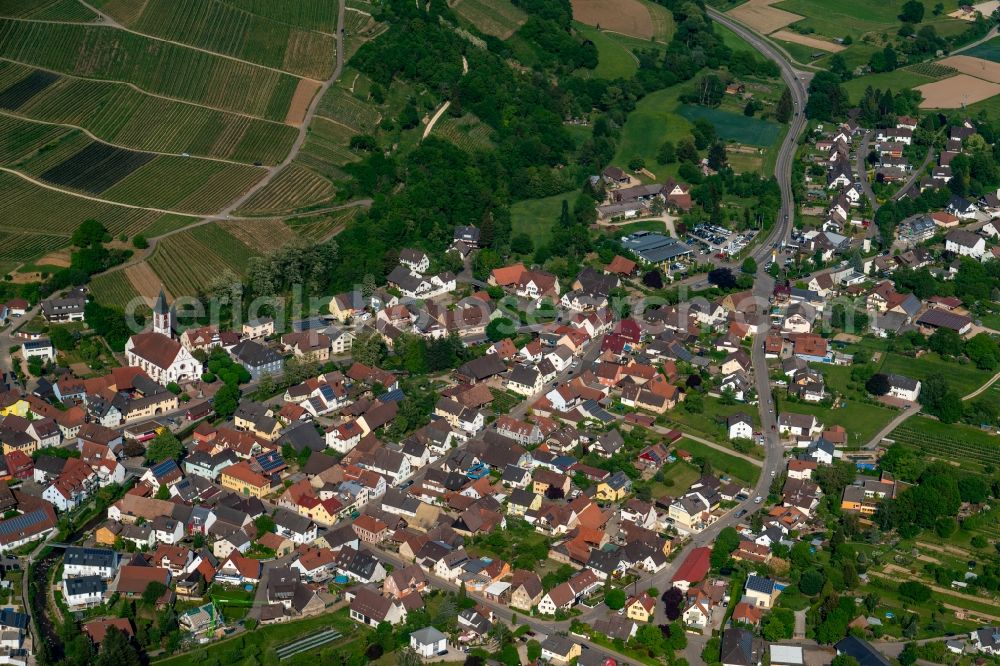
491 263 526 286
82 618 133 644
221 461 270 489
127 332 183 370
606 255 637 275
115 565 170 594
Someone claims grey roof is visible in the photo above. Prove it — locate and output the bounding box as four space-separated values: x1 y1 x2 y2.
231 339 282 368
721 628 762 666
274 508 313 535
834 636 891 666
410 626 447 645
508 364 539 387
65 575 106 597
745 573 776 594
621 232 692 263
885 373 919 391
64 547 117 570
279 422 325 453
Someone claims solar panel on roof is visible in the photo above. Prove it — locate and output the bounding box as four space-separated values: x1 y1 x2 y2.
151 458 178 477
255 452 285 474
319 385 335 400
0 509 47 537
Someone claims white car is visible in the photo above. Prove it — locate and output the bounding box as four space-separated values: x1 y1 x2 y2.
754 496 763 504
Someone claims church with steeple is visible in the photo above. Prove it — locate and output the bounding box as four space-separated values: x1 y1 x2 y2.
124 288 202 384
152 288 172 337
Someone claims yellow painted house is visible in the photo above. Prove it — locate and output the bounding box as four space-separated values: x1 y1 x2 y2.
624 593 656 623
0 397 29 418
595 471 632 502
219 461 270 498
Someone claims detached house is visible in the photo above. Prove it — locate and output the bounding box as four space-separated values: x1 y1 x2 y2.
946 229 986 259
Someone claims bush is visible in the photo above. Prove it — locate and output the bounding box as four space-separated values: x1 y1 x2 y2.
132 235 148 249
604 588 626 610
898 581 932 603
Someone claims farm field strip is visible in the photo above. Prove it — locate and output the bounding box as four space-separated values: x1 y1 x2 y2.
234 164 335 215
677 104 781 146
0 69 58 110
0 113 267 213
297 116 362 177
0 19 301 120
119 0 336 80
571 0 656 40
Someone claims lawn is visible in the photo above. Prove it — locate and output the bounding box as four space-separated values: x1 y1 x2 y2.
842 69 942 104
573 22 639 79
655 461 702 494
878 351 993 397
673 437 761 485
510 192 573 250
613 84 692 179
775 395 895 447
154 608 359 666
772 0 966 42
661 396 761 448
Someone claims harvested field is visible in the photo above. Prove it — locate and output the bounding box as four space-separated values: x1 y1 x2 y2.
726 0 802 35
285 78 321 126
917 73 1000 108
771 30 843 52
939 55 1000 84
126 261 169 304
571 0 653 40
36 249 71 268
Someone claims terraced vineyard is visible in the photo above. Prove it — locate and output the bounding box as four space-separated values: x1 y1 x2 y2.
215 0 340 31
285 206 362 242
187 223 259 271
297 116 361 177
0 63 299 163
316 86 381 132
0 0 97 21
220 218 293 252
234 164 335 215
100 157 264 213
432 113 494 152
0 19 301 119
451 0 527 39
148 230 246 297
103 0 337 79
90 270 141 308
0 171 164 243
891 417 1000 474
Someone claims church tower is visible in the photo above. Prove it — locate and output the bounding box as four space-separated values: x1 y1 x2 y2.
152 288 172 338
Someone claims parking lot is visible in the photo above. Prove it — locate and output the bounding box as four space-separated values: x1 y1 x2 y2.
685 224 758 258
